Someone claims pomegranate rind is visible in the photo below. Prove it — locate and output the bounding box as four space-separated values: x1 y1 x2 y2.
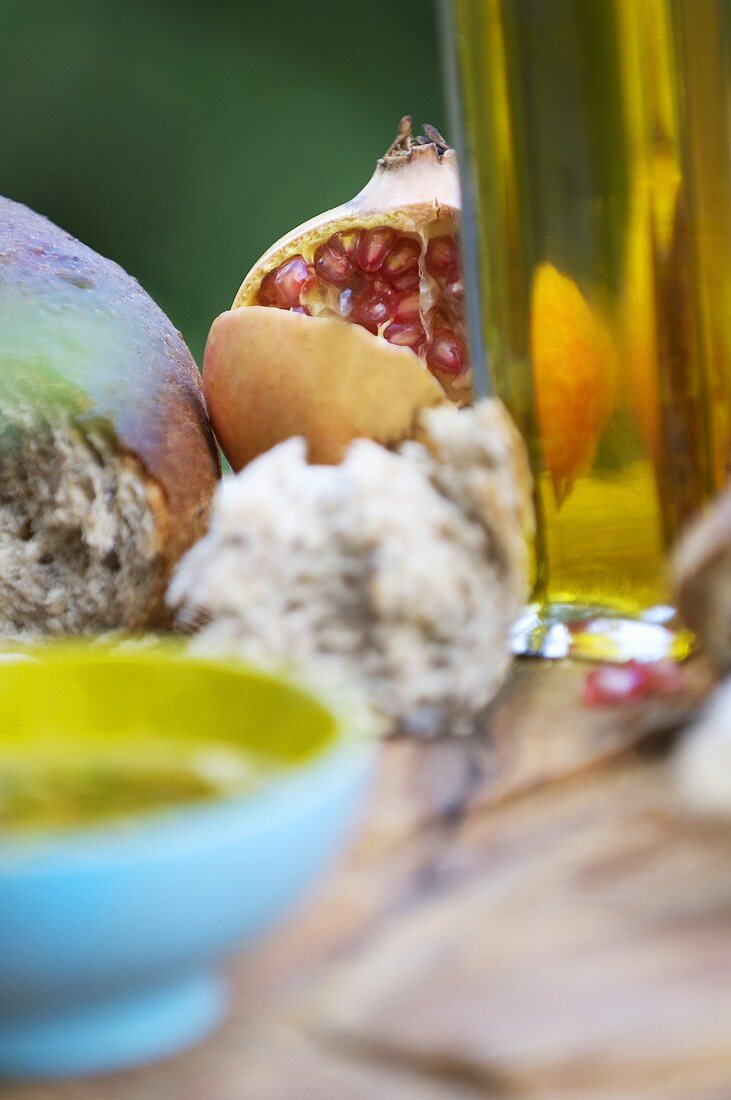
233 143 460 309
203 307 447 469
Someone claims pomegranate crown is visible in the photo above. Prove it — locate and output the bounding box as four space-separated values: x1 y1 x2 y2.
380 116 452 166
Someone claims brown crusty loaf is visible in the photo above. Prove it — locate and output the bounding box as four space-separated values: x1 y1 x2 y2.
0 196 220 635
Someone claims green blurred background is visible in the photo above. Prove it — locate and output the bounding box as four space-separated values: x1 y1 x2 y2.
0 0 444 363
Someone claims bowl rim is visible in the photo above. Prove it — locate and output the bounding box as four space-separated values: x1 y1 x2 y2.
0 644 377 869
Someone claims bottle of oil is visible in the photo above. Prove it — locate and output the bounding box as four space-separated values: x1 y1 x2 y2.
443 0 731 658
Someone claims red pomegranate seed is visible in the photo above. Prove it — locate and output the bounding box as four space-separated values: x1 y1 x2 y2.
583 659 686 707
381 237 421 283
384 321 427 353
393 287 421 322
351 289 393 330
426 328 466 375
371 277 395 302
273 255 314 308
390 269 421 293
444 275 464 301
257 269 278 306
331 229 361 259
425 235 459 276
314 242 354 286
583 663 650 706
356 227 395 273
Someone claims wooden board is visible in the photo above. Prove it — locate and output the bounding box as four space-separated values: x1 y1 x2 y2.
7 657 731 1100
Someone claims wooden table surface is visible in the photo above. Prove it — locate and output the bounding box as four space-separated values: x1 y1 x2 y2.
9 657 731 1100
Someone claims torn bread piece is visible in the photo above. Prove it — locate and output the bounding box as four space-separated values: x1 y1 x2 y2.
676 678 731 818
169 400 532 736
676 490 731 671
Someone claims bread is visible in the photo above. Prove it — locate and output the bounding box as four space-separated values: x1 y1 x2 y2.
675 490 731 671
0 196 220 635
168 400 532 736
676 678 731 817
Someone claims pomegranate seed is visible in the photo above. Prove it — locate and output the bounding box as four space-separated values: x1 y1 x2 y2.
356 226 395 273
583 660 686 707
384 322 427 353
381 237 421 283
444 275 464 300
393 287 421 322
371 277 395 303
314 242 354 286
257 269 278 306
439 283 463 328
273 255 314 308
390 269 421 292
425 234 459 276
351 289 393 330
426 328 466 375
583 663 651 706
331 230 361 259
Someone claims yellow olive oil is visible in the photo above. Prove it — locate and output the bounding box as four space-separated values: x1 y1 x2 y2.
449 0 731 629
0 650 338 835
0 738 265 835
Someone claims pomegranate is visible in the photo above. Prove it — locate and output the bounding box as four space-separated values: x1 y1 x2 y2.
205 118 470 469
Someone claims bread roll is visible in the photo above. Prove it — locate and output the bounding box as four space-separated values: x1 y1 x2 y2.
0 196 219 635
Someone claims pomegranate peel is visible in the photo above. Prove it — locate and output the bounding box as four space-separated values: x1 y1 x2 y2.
203 307 446 469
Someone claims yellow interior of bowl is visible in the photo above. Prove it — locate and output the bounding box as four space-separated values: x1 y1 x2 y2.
0 646 340 833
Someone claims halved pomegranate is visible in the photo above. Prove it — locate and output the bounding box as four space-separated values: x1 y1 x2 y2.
205 118 470 469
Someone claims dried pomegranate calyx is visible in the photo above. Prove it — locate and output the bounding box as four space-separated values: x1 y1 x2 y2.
379 115 452 164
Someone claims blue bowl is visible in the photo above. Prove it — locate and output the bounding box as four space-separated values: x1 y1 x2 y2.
0 648 375 1080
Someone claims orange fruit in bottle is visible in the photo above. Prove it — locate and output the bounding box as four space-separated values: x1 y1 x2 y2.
531 262 618 504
